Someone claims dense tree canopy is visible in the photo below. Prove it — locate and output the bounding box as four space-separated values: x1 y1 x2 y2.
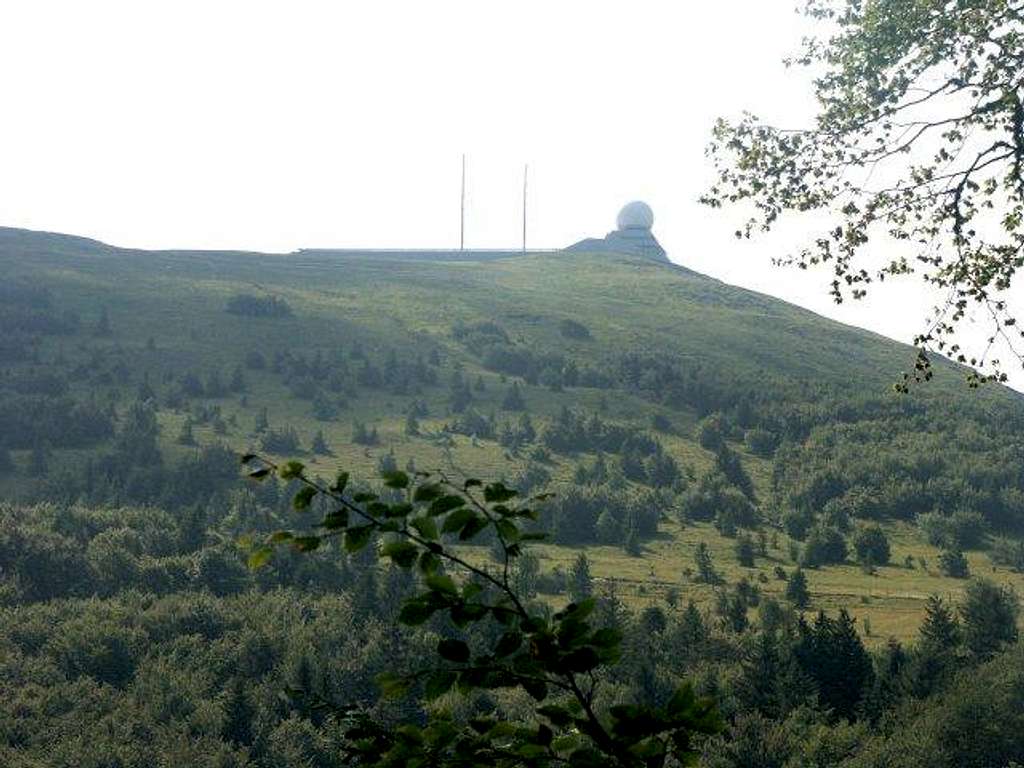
705 0 1024 386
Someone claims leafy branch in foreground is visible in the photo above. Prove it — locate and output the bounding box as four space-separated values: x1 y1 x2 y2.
240 453 720 767
703 0 1024 389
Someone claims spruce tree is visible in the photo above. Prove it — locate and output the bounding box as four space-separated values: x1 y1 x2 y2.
735 534 756 567
828 609 876 720
919 594 960 654
624 524 642 557
404 410 420 436
694 542 722 585
502 381 525 411
960 578 1020 660
715 444 756 501
311 429 329 455
177 419 196 446
223 677 254 746
230 364 246 393
517 412 536 443
909 595 960 698
785 568 810 609
939 547 970 578
568 552 593 602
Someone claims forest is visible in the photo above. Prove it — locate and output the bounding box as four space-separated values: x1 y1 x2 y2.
2 219 1024 766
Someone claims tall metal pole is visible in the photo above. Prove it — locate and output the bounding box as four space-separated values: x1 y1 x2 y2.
460 154 466 251
522 163 528 253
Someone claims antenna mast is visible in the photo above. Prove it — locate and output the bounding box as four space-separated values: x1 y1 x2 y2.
460 154 466 251
522 163 528 253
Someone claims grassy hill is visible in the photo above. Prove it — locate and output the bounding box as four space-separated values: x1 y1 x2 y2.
3 224 1024 645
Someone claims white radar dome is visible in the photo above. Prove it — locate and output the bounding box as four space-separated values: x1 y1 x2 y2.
616 200 654 231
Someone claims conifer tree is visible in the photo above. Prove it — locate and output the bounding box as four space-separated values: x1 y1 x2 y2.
960 578 1020 660
311 429 329 455
223 677 254 746
735 534 756 567
785 568 810 609
177 419 196 446
568 552 593 602
404 410 419 436
694 542 722 585
517 412 536 443
230 364 246 393
502 381 525 411
919 594 960 654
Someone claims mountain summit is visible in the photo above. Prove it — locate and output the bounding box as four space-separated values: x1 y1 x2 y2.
566 200 667 261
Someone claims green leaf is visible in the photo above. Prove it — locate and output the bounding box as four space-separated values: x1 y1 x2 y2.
589 627 622 650
567 747 605 768
382 470 409 489
484 482 517 503
292 486 317 511
450 602 487 628
563 647 600 673
463 479 482 489
425 573 458 595
462 582 484 600
418 550 441 575
330 471 349 494
429 495 466 516
437 638 470 663
279 460 305 480
381 540 418 568
424 670 457 700
458 514 488 541
377 672 410 698
410 516 439 541
515 744 548 759
269 530 294 543
367 501 390 518
413 483 443 502
384 502 413 519
399 600 437 626
557 599 595 622
247 547 273 569
321 509 349 530
535 724 553 747
537 704 573 727
494 631 523 658
522 678 548 701
352 492 377 503
494 519 520 542
441 507 475 533
292 536 322 552
344 525 374 552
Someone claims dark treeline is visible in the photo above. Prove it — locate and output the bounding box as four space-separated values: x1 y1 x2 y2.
2 478 1022 767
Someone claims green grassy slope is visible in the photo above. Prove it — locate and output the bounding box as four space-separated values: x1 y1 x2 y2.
2 225 1023 644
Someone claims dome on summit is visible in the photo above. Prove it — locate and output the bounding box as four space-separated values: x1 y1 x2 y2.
616 200 654 231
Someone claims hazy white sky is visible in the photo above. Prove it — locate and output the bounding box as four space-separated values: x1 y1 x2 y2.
0 0 986 368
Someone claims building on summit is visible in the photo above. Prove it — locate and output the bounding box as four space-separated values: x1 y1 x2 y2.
298 201 668 263
565 200 667 262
